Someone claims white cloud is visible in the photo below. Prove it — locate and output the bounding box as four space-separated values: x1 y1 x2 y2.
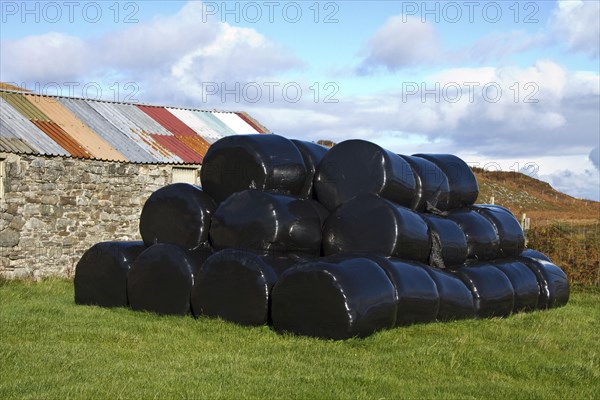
552 0 600 58
590 147 600 170
357 15 441 73
540 168 600 201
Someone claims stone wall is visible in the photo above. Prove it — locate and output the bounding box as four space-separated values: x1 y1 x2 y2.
0 152 200 279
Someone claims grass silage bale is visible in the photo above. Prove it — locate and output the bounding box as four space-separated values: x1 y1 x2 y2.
314 139 416 211
472 205 525 257
363 255 440 325
139 183 216 250
271 257 397 339
290 139 329 198
420 214 468 268
452 264 515 318
422 266 475 321
446 209 500 261
74 241 146 307
322 193 431 262
413 154 479 209
519 257 570 309
200 134 307 203
520 249 551 262
492 259 540 312
209 189 323 258
399 155 450 211
127 243 205 316
191 249 298 326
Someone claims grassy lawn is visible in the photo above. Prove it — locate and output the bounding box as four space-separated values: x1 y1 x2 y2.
1 280 599 399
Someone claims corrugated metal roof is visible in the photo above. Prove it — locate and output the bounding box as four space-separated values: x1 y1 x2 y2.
59 98 157 163
0 91 50 121
24 94 127 161
85 100 182 163
192 110 237 137
0 88 270 164
212 112 261 134
166 108 223 144
236 112 269 133
32 120 91 159
1 98 70 156
138 105 197 137
150 134 203 163
0 136 37 154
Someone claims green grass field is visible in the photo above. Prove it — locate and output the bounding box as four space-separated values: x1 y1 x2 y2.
1 280 598 399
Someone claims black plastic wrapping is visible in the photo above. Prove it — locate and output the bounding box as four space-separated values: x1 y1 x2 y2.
290 139 329 199
520 249 551 262
472 205 525 257
452 264 515 318
271 257 397 339
367 256 440 325
127 243 203 315
520 257 570 309
446 209 500 260
210 189 323 258
200 134 307 203
422 266 475 321
322 193 431 263
420 214 468 268
399 155 450 211
492 259 540 312
191 249 297 325
314 139 416 210
74 241 146 307
413 154 478 209
139 183 216 250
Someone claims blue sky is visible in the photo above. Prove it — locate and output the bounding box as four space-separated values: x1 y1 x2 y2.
1 0 599 200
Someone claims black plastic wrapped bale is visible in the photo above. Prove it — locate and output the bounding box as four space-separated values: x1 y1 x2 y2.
271 257 397 339
367 256 440 325
492 260 540 312
413 154 478 209
74 241 146 307
210 190 323 258
420 214 468 268
422 266 475 321
139 183 216 250
322 193 431 263
200 134 307 203
472 205 525 257
446 209 500 261
191 249 297 326
520 257 569 309
127 243 200 316
520 249 551 262
314 139 416 210
452 264 515 318
291 139 328 199
399 155 450 211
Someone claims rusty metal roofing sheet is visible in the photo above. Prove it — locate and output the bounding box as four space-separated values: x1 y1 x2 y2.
0 91 50 121
59 98 157 163
212 112 261 134
1 98 70 156
116 103 173 136
24 94 127 161
85 101 182 163
0 136 37 154
166 108 223 144
32 120 91 159
149 134 203 163
236 112 269 133
193 111 237 137
176 135 209 159
137 105 198 137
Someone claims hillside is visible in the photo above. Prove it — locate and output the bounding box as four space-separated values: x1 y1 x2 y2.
473 168 599 224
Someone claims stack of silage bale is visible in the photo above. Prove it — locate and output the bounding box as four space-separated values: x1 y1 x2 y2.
75 134 569 339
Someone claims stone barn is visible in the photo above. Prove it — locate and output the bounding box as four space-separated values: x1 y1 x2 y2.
0 88 270 279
